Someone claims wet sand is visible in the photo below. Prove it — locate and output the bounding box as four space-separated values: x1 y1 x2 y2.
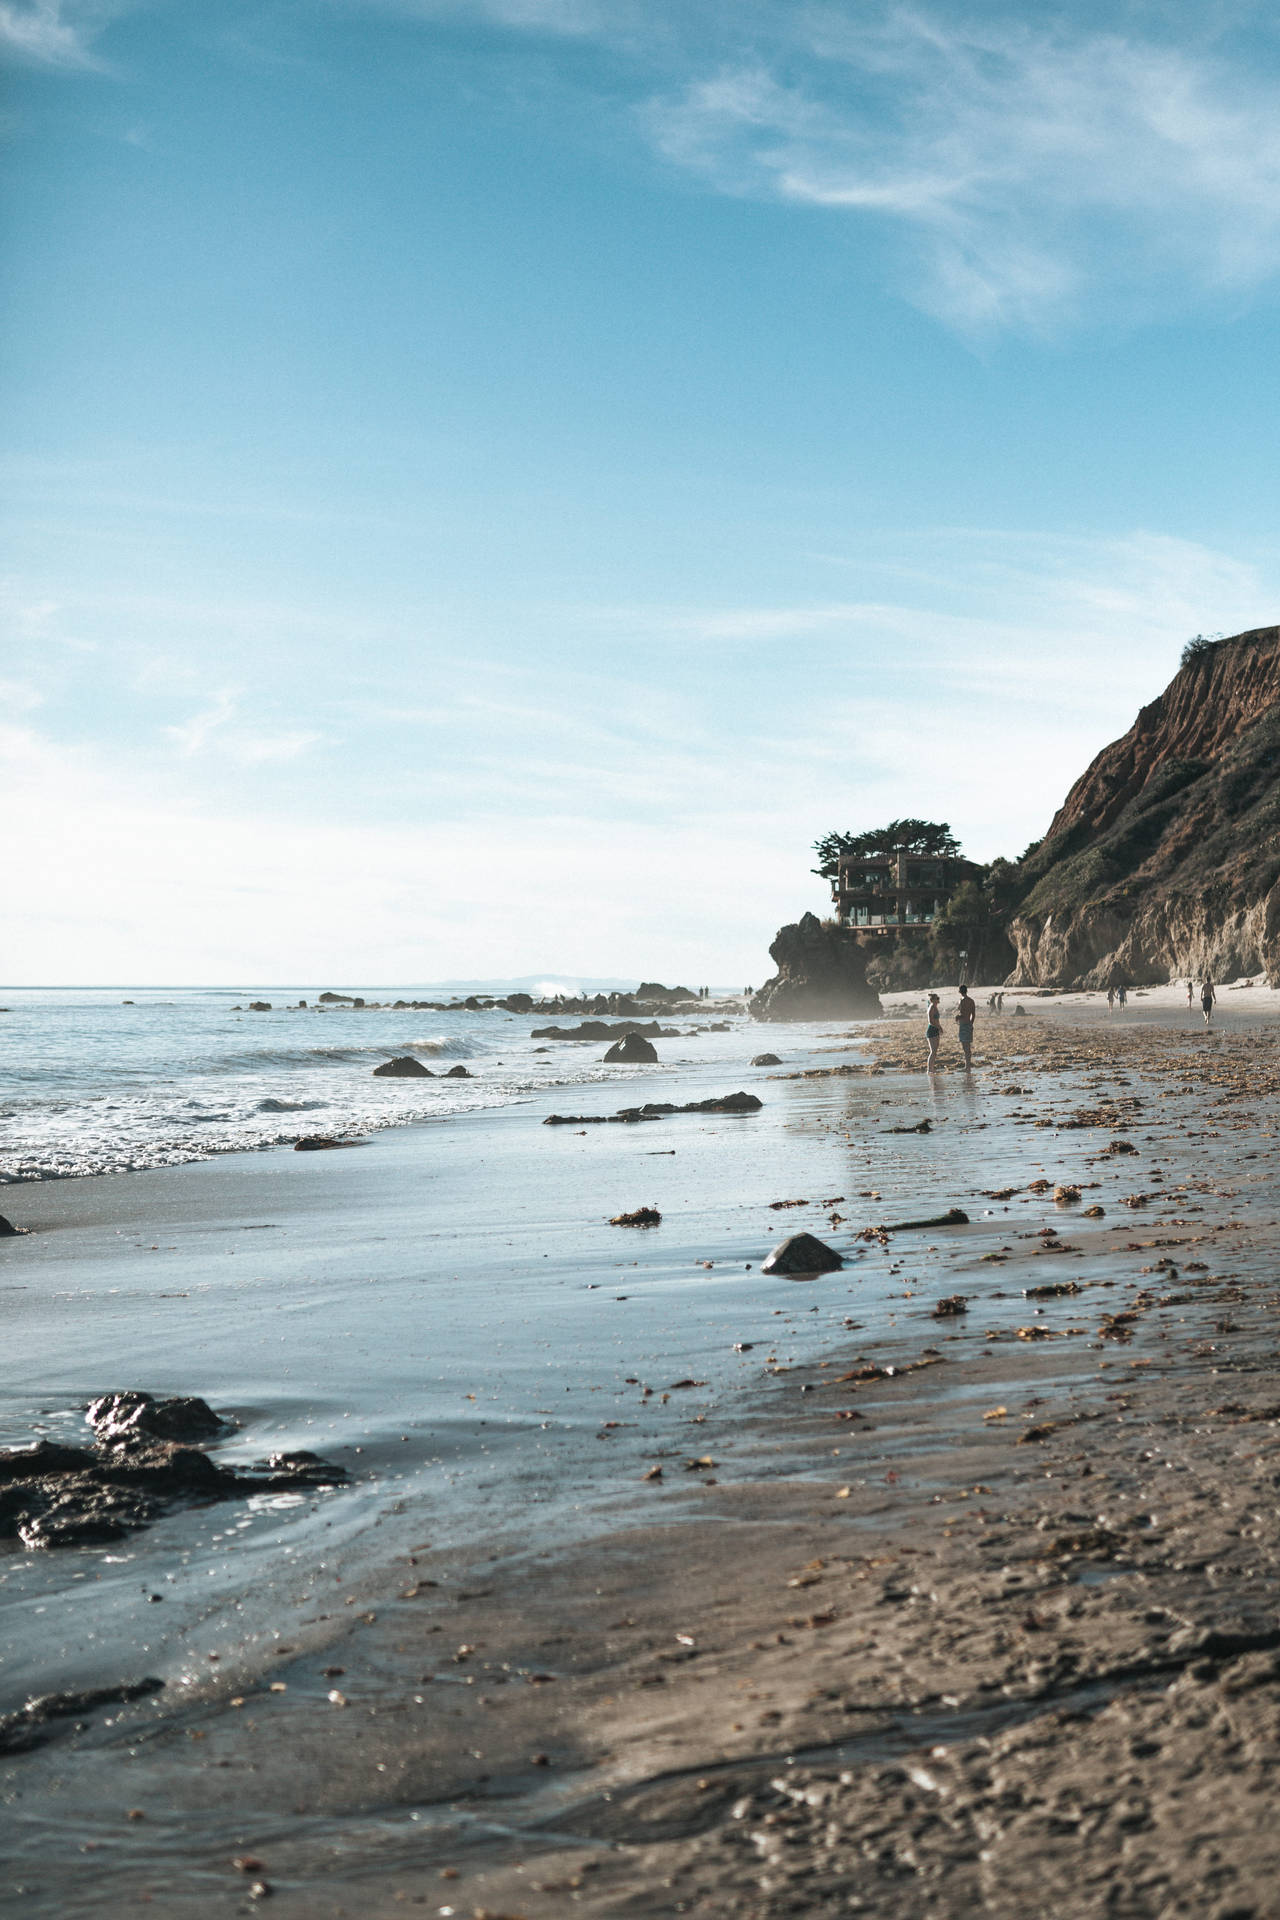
5 1000 1280 1916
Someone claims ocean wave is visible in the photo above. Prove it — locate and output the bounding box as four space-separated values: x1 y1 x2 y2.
199 1037 481 1072
0 1086 518 1181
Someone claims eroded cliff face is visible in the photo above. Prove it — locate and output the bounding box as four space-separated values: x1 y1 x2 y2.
1048 625 1280 841
1010 626 1280 986
750 913 882 1021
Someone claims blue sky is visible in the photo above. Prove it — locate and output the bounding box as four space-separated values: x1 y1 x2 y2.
4 0 1280 983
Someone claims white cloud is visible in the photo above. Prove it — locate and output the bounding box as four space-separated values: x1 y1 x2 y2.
0 717 808 981
644 10 1280 330
0 0 111 67
163 690 322 765
164 690 238 756
5 523 1276 979
355 0 618 35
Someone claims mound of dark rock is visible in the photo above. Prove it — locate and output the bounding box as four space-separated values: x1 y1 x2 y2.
544 1092 762 1125
751 1053 782 1067
761 1232 844 1276
531 1020 676 1040
87 1391 225 1444
444 1063 472 1077
749 913 881 1022
373 1055 435 1077
604 1033 658 1063
0 1215 19 1237
610 1205 662 1227
0 1397 346 1551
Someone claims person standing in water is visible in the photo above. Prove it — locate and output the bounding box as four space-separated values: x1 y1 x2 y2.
955 982 976 1069
1201 977 1215 1024
926 993 942 1070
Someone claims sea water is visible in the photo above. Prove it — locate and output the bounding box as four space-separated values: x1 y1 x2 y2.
0 986 738 1181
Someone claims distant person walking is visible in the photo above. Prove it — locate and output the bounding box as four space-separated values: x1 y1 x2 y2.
1117 982 1127 1007
1186 980 1194 1010
1107 985 1115 1013
1201 977 1215 1025
955 983 976 1070
926 993 942 1071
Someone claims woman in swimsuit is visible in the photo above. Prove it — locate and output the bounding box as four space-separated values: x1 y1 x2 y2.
926 993 942 1071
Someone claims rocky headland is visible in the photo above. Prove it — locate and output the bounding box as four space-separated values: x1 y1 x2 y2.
749 912 882 1021
1011 624 1280 986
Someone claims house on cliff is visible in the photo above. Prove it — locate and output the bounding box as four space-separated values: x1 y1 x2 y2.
832 846 979 932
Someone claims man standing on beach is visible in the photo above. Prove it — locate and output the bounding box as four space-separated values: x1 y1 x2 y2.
1201 977 1216 1024
955 982 976 1069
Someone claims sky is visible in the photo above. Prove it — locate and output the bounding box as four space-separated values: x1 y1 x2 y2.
4 0 1280 985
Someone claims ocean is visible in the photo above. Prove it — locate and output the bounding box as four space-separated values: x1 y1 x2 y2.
0 986 741 1182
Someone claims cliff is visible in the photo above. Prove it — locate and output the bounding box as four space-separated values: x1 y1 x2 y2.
1010 625 1280 986
750 914 882 1021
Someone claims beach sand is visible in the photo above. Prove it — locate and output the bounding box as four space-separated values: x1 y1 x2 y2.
5 990 1280 1916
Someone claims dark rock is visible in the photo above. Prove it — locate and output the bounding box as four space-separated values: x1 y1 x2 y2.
531 1020 673 1040
500 993 534 1012
690 1091 761 1113
0 1441 97 1481
886 1118 932 1134
0 1215 18 1237
94 1442 232 1493
294 1135 358 1150
372 1055 434 1077
444 1064 472 1078
749 914 881 1022
544 1092 761 1125
751 1052 782 1066
318 991 355 1003
761 1233 844 1275
0 1405 347 1552
873 1207 970 1233
87 1391 224 1444
18 1486 159 1549
604 1033 658 1063
610 1206 662 1227
247 1001 272 1012
932 1295 969 1317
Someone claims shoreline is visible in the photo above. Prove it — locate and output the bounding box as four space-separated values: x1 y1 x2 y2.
4 1005 1280 1914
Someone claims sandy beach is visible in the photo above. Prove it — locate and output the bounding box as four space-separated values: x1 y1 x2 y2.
5 987 1280 1917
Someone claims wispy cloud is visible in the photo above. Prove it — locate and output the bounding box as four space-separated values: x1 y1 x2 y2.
644 9 1280 330
164 690 322 764
357 0 619 35
0 0 113 68
165 690 238 756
